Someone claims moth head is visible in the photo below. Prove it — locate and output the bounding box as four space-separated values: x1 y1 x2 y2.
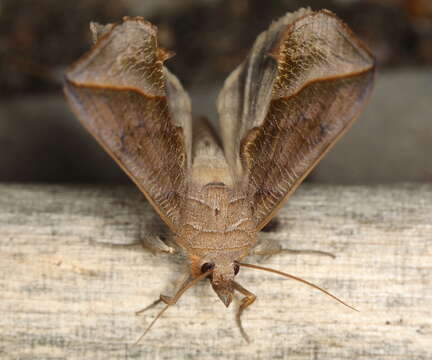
200 261 240 307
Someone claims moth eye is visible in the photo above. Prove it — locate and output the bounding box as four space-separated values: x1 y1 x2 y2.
201 262 214 274
234 264 240 275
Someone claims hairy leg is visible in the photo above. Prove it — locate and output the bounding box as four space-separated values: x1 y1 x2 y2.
140 235 177 255
252 238 335 259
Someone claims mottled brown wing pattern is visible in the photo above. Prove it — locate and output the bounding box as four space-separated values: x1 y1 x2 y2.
243 72 374 228
64 17 191 230
218 9 375 230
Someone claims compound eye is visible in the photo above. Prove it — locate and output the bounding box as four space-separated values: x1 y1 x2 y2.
201 262 214 274
234 263 240 275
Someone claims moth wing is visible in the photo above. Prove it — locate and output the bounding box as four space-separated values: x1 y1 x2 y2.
217 9 375 230
64 17 191 231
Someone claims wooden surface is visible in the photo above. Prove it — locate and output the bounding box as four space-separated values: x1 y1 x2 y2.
0 183 431 359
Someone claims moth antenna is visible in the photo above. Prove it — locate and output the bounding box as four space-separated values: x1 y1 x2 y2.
135 269 213 344
238 262 358 312
135 302 170 345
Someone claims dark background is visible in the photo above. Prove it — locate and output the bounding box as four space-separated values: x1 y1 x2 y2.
1 0 431 184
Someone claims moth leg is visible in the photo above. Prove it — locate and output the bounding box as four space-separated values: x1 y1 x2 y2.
140 235 177 255
135 298 162 315
252 238 335 259
135 294 177 316
135 275 191 315
232 281 256 343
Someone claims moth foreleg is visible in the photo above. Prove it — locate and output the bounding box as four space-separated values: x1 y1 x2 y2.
135 298 163 315
135 274 191 316
252 238 335 259
135 294 175 316
232 281 256 343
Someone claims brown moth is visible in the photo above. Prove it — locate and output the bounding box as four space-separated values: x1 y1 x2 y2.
64 8 375 341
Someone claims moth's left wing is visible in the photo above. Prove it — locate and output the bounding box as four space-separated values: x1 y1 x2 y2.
217 9 375 230
64 17 192 231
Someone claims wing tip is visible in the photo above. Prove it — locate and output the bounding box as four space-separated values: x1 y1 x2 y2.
268 9 375 69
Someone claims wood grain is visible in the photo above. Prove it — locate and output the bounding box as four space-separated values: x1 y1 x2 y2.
0 183 431 359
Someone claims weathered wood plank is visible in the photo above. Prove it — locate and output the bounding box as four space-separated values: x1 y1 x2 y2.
0 183 431 359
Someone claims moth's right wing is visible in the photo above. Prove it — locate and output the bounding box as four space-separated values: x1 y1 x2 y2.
217 9 375 230
64 17 192 231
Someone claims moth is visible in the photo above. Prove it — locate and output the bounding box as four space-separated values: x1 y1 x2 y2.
64 8 375 341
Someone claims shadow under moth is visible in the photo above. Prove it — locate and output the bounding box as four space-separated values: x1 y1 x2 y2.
64 8 375 341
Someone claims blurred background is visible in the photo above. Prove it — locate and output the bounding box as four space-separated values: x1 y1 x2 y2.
0 0 431 184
